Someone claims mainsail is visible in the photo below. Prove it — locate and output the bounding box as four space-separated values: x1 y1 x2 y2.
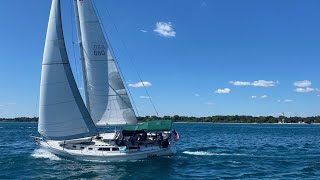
38 0 98 140
74 0 137 125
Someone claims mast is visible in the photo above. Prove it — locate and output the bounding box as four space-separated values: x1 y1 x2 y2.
73 0 137 125
73 0 90 113
38 0 98 140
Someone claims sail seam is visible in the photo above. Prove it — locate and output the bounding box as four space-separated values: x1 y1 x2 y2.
39 115 91 126
40 97 82 107
40 81 69 86
42 62 69 65
41 127 87 133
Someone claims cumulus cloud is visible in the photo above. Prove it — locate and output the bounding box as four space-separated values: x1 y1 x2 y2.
229 81 251 86
154 22 176 37
294 80 311 87
140 96 151 99
128 81 152 88
195 94 200 97
278 99 293 103
251 80 277 87
295 87 315 93
251 95 268 99
229 80 277 87
215 88 231 94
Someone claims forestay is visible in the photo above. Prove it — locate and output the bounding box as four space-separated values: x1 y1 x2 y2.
74 0 137 125
38 0 98 140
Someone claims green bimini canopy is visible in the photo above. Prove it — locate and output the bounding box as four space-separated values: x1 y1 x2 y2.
123 120 172 131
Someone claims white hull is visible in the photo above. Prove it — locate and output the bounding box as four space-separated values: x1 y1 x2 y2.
36 133 177 162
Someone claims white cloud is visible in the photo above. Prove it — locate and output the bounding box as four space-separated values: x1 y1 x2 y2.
141 30 148 33
154 22 176 37
251 80 277 87
140 96 151 99
294 80 311 87
252 95 268 99
278 99 293 103
128 81 152 88
295 87 315 93
215 88 231 94
283 99 293 103
195 94 200 97
229 81 251 86
205 102 214 105
317 95 320 97
229 80 277 87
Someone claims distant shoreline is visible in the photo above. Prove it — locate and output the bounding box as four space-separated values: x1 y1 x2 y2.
174 122 317 125
0 121 318 125
1 115 319 124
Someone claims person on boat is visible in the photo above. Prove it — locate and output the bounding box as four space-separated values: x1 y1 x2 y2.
138 131 147 142
157 133 163 144
128 134 139 147
161 139 169 148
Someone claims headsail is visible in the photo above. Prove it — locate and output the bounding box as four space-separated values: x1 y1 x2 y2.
38 0 98 140
74 0 137 125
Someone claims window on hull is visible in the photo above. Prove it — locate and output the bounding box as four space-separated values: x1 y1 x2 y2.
98 148 110 151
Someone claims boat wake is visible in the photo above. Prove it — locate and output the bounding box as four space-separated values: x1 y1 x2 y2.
31 149 61 161
183 151 246 156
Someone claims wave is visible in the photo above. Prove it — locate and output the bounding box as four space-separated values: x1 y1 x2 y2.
183 151 246 156
31 149 61 161
82 159 110 163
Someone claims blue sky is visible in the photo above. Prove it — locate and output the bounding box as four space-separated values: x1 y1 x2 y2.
0 0 319 118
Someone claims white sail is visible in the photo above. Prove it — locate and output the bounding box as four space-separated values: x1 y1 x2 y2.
98 49 137 125
38 0 98 140
74 0 137 125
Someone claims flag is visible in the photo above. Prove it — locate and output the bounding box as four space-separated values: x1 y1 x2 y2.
172 130 180 142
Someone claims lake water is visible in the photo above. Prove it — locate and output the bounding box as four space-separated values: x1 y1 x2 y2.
1 122 320 179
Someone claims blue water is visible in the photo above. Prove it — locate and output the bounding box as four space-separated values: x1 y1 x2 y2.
1 122 320 179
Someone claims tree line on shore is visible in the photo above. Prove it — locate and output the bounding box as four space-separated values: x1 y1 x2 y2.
1 115 320 124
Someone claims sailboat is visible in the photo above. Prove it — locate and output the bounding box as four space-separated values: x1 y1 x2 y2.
35 0 178 161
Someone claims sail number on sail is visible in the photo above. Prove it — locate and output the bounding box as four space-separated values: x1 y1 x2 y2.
94 45 106 56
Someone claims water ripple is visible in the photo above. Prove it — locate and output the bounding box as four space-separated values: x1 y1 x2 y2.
2 122 320 179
